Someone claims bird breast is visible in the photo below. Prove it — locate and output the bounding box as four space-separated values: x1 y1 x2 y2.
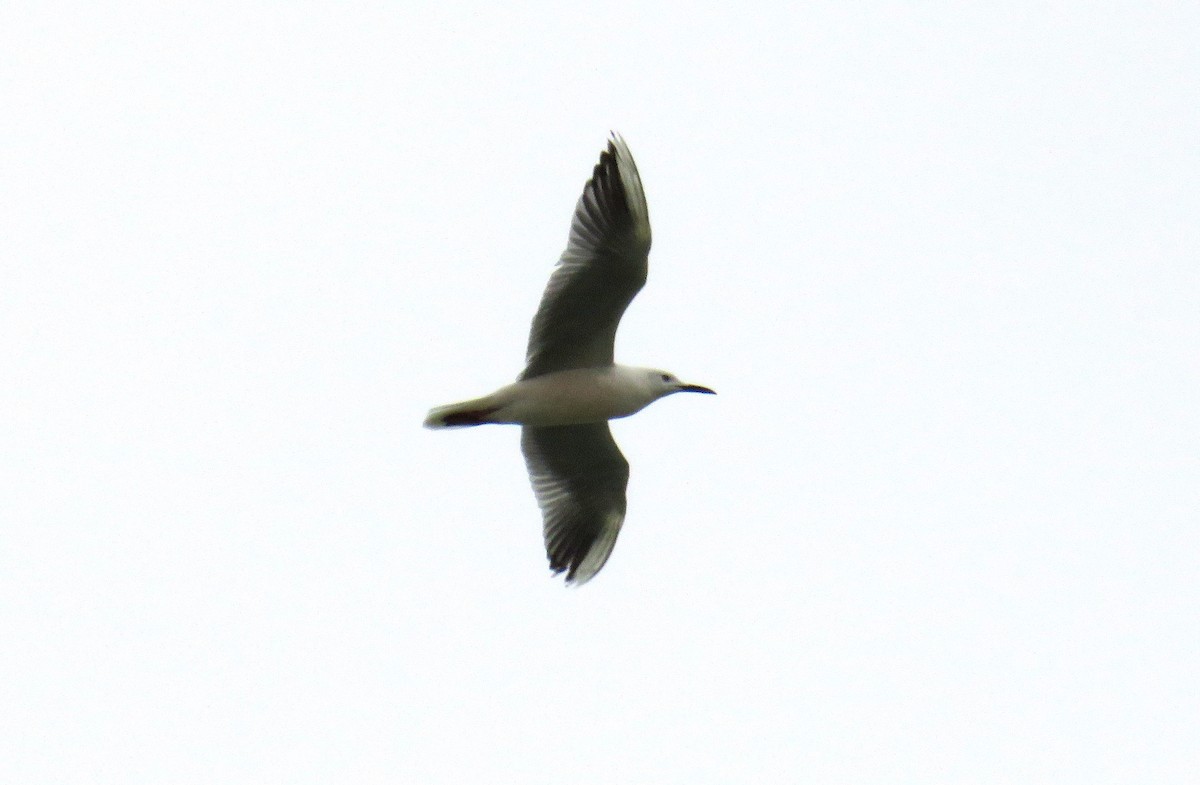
494 367 654 427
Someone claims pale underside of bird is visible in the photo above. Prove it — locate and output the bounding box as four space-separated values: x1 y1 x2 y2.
424 134 714 585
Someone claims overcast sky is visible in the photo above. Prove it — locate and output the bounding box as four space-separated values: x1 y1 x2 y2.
3 2 1198 783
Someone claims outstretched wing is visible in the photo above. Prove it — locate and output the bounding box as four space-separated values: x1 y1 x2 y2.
520 134 651 380
520 423 630 584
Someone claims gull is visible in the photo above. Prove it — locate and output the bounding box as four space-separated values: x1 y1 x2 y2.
424 134 714 585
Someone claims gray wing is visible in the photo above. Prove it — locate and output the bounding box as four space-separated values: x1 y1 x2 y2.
521 423 630 585
519 134 652 381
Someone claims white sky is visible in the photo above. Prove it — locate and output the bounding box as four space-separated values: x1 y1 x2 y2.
3 2 1198 783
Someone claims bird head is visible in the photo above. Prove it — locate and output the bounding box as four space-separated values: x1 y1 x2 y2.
644 368 716 399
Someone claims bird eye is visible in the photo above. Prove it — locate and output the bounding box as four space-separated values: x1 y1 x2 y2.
660 373 671 382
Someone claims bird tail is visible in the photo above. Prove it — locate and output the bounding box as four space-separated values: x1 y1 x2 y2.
423 396 503 429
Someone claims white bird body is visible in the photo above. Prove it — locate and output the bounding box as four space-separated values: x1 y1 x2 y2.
424 134 713 584
424 366 691 428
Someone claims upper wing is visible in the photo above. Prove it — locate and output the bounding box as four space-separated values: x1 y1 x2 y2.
519 134 652 381
520 423 630 585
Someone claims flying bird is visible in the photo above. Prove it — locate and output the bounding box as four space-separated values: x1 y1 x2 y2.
424 134 714 584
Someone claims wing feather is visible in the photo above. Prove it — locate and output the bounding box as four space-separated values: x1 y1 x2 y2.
520 134 651 380
520 423 630 584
